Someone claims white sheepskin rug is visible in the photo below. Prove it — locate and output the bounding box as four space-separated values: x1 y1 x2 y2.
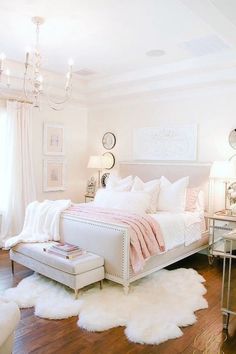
3 268 208 345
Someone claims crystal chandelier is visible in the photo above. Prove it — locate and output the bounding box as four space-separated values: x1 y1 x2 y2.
0 16 73 110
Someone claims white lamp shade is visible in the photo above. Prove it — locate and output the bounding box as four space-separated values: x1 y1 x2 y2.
210 161 236 180
87 155 108 169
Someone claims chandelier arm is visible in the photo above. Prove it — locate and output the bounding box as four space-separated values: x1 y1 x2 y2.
44 83 72 106
45 94 69 110
45 91 70 104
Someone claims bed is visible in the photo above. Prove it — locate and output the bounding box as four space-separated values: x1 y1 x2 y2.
60 163 210 293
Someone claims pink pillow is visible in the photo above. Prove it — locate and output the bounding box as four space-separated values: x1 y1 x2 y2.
185 188 200 212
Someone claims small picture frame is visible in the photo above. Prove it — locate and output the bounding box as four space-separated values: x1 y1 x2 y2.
43 158 65 192
44 123 65 155
86 176 97 196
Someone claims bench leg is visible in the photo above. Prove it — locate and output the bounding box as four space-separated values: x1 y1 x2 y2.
74 289 79 299
11 260 14 275
99 280 103 290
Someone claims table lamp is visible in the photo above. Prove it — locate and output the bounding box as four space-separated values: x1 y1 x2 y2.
87 155 110 188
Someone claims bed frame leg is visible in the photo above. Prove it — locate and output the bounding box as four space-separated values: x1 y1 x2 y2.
74 289 79 299
11 260 15 275
123 285 129 295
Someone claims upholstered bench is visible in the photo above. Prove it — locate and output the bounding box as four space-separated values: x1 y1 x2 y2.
10 242 104 298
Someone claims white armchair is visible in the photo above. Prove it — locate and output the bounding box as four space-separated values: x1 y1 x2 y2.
0 299 20 354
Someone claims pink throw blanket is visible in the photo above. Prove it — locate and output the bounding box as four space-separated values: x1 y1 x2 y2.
66 205 165 273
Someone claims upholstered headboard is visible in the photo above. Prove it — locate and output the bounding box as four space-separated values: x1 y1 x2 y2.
119 161 211 210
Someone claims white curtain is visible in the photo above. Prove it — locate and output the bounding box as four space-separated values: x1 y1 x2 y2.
0 100 36 246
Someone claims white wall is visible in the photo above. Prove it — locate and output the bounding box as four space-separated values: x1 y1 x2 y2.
87 91 236 165
32 101 88 203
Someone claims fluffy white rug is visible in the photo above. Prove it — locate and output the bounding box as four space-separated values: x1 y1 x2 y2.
3 268 208 345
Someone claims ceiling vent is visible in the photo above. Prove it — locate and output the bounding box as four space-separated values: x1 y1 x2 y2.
74 68 96 76
179 35 230 57
146 49 166 57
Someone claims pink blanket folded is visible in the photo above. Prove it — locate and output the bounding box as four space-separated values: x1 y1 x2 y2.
66 205 165 273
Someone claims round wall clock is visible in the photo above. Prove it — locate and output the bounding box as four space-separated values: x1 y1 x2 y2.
103 152 115 169
102 132 116 150
101 173 110 188
229 129 236 150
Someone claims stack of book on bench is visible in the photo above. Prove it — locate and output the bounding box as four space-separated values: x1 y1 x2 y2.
44 243 86 259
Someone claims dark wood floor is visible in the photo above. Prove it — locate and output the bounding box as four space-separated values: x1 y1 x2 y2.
0 250 235 354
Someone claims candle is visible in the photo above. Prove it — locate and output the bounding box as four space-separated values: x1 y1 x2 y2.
65 71 71 90
5 68 10 87
68 58 74 67
0 52 6 72
25 47 31 68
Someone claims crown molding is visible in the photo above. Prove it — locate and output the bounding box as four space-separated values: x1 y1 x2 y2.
83 51 236 107
120 160 212 167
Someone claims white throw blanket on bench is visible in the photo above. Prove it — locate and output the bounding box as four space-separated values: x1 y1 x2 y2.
4 200 71 248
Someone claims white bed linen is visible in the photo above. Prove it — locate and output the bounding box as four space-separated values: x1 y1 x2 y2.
150 211 204 252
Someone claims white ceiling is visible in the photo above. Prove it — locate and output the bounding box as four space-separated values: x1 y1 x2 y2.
0 0 236 78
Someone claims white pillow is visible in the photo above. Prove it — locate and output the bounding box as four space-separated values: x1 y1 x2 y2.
106 174 133 191
131 176 160 213
157 176 189 212
94 189 151 214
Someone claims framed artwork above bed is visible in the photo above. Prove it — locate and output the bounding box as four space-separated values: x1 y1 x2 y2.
133 124 197 161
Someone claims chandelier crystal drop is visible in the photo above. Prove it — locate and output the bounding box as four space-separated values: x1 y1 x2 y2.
0 16 73 110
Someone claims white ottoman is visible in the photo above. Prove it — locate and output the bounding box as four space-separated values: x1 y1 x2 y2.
10 242 104 298
0 299 20 354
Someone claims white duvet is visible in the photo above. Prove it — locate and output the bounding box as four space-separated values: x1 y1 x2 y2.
150 211 204 252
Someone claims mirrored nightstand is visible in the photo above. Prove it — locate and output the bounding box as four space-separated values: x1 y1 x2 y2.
204 212 236 264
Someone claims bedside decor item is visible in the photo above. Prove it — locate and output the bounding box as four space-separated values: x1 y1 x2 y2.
229 129 236 149
227 181 236 210
86 176 96 196
43 158 65 191
102 132 116 150
102 152 115 169
84 194 95 203
210 160 236 212
87 155 110 188
101 173 110 188
44 123 64 156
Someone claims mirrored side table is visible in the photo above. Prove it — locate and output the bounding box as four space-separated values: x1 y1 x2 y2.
221 231 236 330
204 212 236 264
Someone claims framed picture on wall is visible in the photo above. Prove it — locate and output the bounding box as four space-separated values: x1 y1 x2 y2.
44 123 65 155
43 158 65 191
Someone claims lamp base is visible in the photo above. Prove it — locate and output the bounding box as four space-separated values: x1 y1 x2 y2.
97 169 101 189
